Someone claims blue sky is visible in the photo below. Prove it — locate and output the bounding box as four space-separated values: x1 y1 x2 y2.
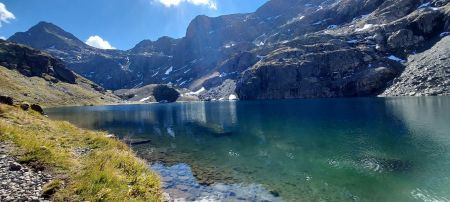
0 0 267 50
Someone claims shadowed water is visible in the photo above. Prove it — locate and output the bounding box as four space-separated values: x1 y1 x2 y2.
46 97 450 201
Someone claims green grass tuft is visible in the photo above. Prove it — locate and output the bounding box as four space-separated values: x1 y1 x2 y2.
0 104 162 201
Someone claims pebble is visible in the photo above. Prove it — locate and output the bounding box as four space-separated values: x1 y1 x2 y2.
0 143 53 202
72 147 91 157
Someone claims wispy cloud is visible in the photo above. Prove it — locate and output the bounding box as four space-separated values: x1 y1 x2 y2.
157 0 217 9
85 35 116 49
0 3 15 27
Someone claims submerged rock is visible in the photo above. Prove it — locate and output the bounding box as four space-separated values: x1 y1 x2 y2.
123 139 152 146
270 190 281 197
361 157 413 173
151 163 282 201
381 159 413 172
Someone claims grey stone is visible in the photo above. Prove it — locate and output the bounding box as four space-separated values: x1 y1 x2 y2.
8 163 21 171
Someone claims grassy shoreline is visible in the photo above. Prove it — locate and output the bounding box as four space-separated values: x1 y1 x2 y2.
0 104 162 201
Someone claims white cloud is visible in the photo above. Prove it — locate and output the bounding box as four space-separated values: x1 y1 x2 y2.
0 36 6 40
157 0 217 9
0 3 15 27
85 35 116 50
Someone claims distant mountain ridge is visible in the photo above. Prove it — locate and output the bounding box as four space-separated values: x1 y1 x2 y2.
8 0 450 99
0 40 120 106
9 22 89 51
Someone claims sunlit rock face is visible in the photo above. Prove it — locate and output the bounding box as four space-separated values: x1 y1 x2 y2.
8 0 450 99
236 0 450 99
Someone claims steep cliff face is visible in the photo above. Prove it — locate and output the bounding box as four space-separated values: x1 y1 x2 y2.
237 47 401 99
7 0 450 99
236 0 450 99
0 40 76 84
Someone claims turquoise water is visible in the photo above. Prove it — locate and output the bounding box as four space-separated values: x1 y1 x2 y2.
47 97 450 201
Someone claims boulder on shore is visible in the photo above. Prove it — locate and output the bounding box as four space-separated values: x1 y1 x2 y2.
0 95 14 105
20 103 30 111
30 104 45 115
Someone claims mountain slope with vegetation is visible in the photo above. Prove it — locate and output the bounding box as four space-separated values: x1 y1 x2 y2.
0 40 120 107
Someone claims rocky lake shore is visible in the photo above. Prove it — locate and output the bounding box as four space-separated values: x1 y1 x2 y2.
0 142 52 202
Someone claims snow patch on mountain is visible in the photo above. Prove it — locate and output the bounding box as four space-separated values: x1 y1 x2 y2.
356 24 374 32
387 55 406 63
165 66 173 75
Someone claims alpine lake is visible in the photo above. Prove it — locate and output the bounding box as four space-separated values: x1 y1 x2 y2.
46 97 450 201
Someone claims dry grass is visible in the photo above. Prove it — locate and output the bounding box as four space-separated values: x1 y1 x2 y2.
0 104 162 201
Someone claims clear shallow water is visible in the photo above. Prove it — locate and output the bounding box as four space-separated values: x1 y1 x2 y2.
47 97 450 201
150 163 281 201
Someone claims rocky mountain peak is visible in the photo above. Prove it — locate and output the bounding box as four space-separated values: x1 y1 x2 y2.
130 36 179 55
8 21 88 51
186 15 211 38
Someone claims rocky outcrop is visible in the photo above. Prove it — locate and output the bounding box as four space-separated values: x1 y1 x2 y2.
0 40 76 84
382 35 450 96
114 84 198 103
387 29 423 49
199 79 237 101
152 85 180 103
